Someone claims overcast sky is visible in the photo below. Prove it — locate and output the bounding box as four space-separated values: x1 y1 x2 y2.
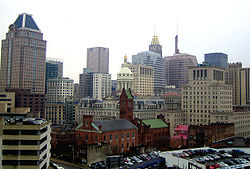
0 0 250 83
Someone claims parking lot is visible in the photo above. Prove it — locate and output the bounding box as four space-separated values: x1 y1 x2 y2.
171 148 250 168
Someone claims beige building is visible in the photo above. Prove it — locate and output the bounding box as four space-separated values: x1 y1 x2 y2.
0 118 51 169
126 63 154 96
211 111 250 138
225 62 242 105
182 65 232 125
0 92 51 168
93 73 111 99
46 78 74 103
45 103 64 125
239 68 250 105
156 110 184 136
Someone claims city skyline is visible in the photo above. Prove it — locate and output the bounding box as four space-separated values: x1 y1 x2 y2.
0 0 250 83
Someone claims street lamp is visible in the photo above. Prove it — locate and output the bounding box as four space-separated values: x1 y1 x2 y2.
69 145 74 164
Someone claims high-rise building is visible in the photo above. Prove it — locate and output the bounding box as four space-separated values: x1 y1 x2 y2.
182 65 232 125
117 55 134 95
132 51 165 89
93 73 111 99
239 68 250 105
204 52 228 69
0 13 46 93
79 68 96 99
126 63 154 96
225 62 242 105
149 35 162 57
164 35 197 88
165 53 197 88
87 47 109 73
45 58 63 93
46 78 74 103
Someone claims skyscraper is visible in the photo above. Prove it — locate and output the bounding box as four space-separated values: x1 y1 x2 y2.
45 58 63 93
204 52 228 69
132 51 166 89
164 35 197 88
225 62 242 105
0 13 46 93
87 47 109 73
79 68 96 99
239 68 250 105
149 35 162 57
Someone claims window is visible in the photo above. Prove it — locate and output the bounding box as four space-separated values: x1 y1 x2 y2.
86 134 88 142
110 134 112 142
132 132 135 138
122 133 124 140
116 134 118 141
104 135 106 142
95 135 97 142
127 133 130 139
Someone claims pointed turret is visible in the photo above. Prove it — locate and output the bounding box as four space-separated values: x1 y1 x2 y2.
13 13 40 32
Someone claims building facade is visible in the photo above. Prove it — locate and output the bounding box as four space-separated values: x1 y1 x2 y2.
132 51 165 89
165 53 197 88
211 111 250 138
239 68 250 105
0 13 46 93
79 68 96 99
0 117 51 169
45 103 64 125
149 35 162 57
93 73 111 99
182 65 232 125
45 58 63 93
225 62 242 105
117 55 134 95
5 88 45 118
87 47 109 73
46 78 74 103
126 63 154 96
75 115 138 155
204 52 228 69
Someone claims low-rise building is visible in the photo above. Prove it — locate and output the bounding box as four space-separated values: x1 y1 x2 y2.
170 123 234 149
75 115 138 155
0 117 51 169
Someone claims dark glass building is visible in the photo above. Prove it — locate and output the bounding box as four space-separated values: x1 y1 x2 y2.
204 52 228 69
79 68 96 99
45 58 63 93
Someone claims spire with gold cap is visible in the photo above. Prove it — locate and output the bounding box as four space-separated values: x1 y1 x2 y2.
149 34 162 57
151 35 160 45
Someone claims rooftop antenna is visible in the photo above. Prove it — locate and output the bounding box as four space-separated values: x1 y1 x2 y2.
175 18 180 54
154 25 156 36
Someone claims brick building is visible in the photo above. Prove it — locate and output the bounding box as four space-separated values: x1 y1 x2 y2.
5 88 45 118
170 123 234 149
120 88 170 149
134 118 170 149
75 115 138 155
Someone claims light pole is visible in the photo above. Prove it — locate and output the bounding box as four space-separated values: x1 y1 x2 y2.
69 145 74 164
